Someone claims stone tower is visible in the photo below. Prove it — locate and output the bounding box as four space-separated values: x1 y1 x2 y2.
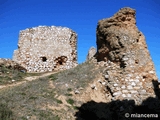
13 26 77 72
96 7 158 104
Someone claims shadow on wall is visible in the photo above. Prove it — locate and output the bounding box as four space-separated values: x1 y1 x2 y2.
75 80 160 120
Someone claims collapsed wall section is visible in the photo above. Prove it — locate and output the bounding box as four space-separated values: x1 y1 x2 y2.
13 26 77 72
96 7 158 104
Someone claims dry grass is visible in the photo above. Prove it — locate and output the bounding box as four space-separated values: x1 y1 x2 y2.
0 61 103 119
0 65 43 85
49 61 103 95
0 77 61 120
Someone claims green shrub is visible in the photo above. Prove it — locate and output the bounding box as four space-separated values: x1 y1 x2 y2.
49 74 57 81
73 106 78 110
56 99 63 104
67 88 72 92
67 98 74 105
65 93 73 96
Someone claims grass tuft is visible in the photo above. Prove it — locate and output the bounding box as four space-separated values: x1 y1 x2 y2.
65 93 73 96
0 103 14 120
67 88 72 92
48 74 57 81
56 99 63 104
67 98 74 105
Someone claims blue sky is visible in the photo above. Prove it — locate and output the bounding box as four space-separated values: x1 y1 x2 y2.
0 0 160 79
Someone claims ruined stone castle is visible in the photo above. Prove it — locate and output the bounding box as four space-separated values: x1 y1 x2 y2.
94 7 158 104
13 26 77 72
12 7 159 105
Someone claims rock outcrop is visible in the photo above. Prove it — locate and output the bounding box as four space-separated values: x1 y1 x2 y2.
0 58 26 71
96 7 158 104
86 46 96 61
13 26 77 72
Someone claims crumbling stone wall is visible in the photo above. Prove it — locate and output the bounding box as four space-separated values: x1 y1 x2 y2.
86 46 96 61
13 26 77 72
96 7 158 104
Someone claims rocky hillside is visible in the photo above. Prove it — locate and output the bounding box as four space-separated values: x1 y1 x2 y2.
0 61 159 120
0 61 105 120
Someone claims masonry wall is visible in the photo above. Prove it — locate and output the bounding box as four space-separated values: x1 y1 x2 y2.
96 7 158 105
13 26 77 72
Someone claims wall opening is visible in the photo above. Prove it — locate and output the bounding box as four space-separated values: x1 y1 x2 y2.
54 56 68 66
40 56 47 62
135 59 139 64
58 61 63 65
120 61 126 68
136 39 139 42
143 76 147 79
